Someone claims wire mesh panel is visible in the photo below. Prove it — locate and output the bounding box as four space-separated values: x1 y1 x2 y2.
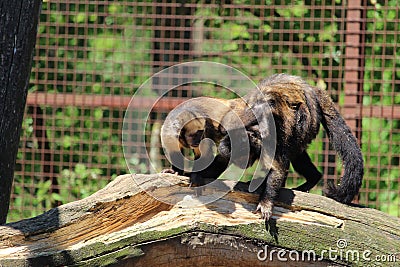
9 0 400 222
361 1 400 214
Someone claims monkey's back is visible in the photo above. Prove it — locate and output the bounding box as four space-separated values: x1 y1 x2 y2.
161 96 247 151
247 74 323 154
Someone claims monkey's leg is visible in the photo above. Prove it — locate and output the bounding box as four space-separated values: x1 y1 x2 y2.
165 150 186 176
190 147 229 197
257 157 289 221
190 136 230 185
291 151 322 192
191 154 229 183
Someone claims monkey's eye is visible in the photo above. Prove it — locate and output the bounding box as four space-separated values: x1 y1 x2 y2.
194 130 204 138
187 130 204 146
291 102 301 110
190 130 203 137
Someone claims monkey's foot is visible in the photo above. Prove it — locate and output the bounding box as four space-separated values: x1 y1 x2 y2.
161 168 178 175
189 173 205 196
189 173 205 187
189 182 203 197
293 183 312 192
254 199 273 221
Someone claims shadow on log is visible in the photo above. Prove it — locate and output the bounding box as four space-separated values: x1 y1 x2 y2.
0 174 399 266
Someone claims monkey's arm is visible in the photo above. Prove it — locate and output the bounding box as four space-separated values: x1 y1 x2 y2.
257 154 290 220
162 150 186 176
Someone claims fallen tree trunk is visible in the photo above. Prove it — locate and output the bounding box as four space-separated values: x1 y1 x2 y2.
0 174 399 266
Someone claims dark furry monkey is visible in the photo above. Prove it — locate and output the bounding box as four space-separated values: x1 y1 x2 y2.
218 74 364 220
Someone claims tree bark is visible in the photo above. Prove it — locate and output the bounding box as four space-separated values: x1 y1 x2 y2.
0 0 42 224
0 174 399 266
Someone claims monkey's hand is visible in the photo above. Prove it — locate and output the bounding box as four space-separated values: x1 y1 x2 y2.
161 168 179 175
255 199 274 221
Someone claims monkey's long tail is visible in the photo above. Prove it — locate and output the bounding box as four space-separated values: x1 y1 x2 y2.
316 88 364 204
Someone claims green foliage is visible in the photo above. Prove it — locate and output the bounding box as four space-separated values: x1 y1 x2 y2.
10 165 106 221
193 0 343 82
359 2 400 216
10 1 399 222
33 1 153 95
11 104 126 222
56 164 107 201
360 118 400 215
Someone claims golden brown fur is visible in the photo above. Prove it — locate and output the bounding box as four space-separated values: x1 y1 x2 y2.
161 96 248 185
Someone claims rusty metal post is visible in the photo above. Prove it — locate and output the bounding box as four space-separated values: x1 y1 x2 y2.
342 0 367 203
343 0 366 142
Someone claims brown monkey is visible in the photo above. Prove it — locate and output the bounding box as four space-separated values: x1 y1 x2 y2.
160 96 251 186
218 74 364 220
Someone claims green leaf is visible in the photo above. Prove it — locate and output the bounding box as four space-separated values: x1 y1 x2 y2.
223 43 238 51
292 3 307 17
52 193 63 202
319 23 338 42
74 13 86 23
94 108 104 120
263 24 272 33
63 136 72 149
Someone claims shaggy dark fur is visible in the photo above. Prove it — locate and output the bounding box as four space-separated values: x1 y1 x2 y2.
218 74 364 220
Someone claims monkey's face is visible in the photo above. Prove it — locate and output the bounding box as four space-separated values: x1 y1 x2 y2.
179 118 205 148
184 130 204 148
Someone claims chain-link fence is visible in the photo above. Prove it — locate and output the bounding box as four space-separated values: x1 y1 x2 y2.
9 0 399 222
